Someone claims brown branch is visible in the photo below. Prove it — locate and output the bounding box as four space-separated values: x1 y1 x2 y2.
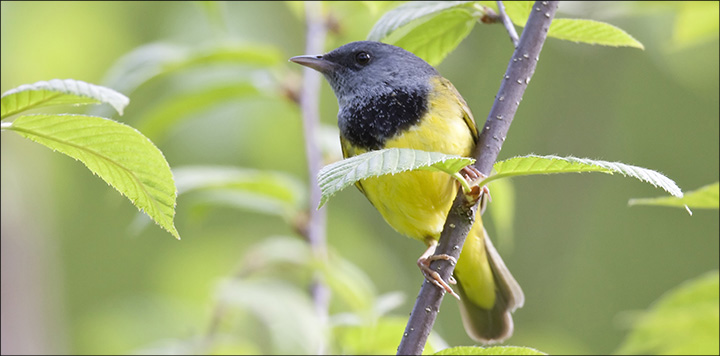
396 2 559 354
298 2 330 354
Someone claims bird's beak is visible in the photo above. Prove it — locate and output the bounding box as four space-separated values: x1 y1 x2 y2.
289 55 337 74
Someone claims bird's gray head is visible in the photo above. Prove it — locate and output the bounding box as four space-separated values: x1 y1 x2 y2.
290 41 440 150
290 41 438 104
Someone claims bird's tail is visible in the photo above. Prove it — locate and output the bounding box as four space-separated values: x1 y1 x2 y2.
454 217 524 343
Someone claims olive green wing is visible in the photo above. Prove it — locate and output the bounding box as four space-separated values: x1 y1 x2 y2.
438 77 479 143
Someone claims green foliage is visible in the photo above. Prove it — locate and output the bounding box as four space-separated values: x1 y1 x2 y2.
368 1 481 66
319 152 684 210
1 78 129 118
135 82 265 141
387 8 477 66
369 1 643 67
547 18 644 49
434 345 546 355
616 271 719 355
630 182 719 210
173 166 305 220
317 148 475 208
2 2 716 355
1 80 179 239
486 155 683 199
367 1 477 42
670 1 720 49
103 42 282 94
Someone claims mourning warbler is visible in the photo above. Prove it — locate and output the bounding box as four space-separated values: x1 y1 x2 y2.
290 41 524 343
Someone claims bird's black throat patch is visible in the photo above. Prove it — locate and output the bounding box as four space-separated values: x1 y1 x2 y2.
338 87 428 150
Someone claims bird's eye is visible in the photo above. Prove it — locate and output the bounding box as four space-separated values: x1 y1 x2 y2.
355 51 371 65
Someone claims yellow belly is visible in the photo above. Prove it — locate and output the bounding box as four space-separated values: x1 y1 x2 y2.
343 79 476 243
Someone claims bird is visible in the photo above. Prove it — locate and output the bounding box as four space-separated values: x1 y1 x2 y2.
290 41 524 343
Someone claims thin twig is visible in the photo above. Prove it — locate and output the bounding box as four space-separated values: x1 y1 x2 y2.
396 2 558 354
496 1 520 47
299 1 330 354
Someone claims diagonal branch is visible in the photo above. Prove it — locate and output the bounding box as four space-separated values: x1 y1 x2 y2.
396 2 559 354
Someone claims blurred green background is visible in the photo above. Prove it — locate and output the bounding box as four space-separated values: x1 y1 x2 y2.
1 1 718 355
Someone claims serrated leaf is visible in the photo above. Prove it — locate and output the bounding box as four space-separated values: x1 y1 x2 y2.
386 8 478 66
503 4 644 49
616 271 719 355
103 42 282 94
137 82 262 140
1 79 129 119
486 155 683 198
629 182 719 209
548 18 644 49
7 114 178 239
173 165 305 218
434 346 547 355
317 148 475 208
367 1 477 41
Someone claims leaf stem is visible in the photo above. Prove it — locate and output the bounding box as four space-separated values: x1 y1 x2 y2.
396 2 558 354
452 171 473 194
496 1 520 47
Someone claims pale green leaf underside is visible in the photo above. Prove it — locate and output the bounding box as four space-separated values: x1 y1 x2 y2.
616 271 719 355
385 8 477 66
367 1 476 41
434 345 547 355
8 114 178 239
138 82 261 140
173 165 305 216
1 79 129 119
104 42 282 94
317 148 474 208
548 18 644 49
486 155 683 198
629 182 719 209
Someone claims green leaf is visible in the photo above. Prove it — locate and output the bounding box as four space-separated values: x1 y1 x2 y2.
7 114 178 239
629 182 719 210
218 279 324 354
616 271 719 355
434 345 547 355
502 1 533 26
548 19 644 49
240 235 312 273
103 42 282 94
137 82 262 140
1 79 129 119
485 155 683 199
317 148 475 208
335 316 448 355
173 166 305 218
487 177 516 252
503 3 644 49
367 1 477 41
386 8 478 66
318 250 377 313
671 1 719 49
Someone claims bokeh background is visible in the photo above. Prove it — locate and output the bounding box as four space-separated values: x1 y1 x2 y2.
2 1 718 355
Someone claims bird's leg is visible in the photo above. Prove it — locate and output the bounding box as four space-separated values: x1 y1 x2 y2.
417 240 460 300
459 166 491 214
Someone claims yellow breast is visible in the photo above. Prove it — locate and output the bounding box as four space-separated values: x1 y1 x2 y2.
343 77 476 243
